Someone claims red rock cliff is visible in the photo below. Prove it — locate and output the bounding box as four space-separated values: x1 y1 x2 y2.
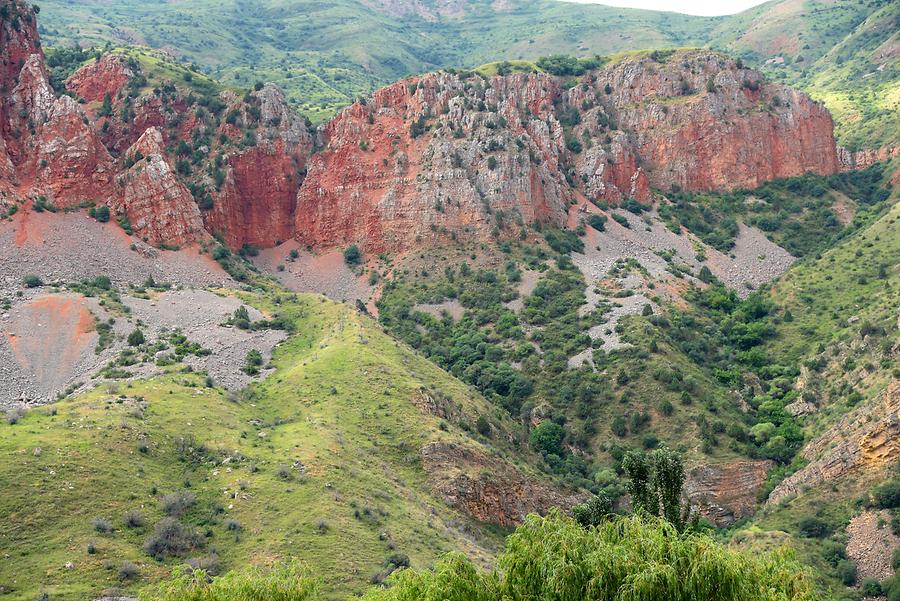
293 50 840 252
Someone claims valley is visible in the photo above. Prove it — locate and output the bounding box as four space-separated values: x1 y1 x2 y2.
0 0 897 599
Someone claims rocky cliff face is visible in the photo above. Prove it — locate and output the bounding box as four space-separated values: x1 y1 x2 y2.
420 441 586 526
1 2 841 257
684 460 772 526
294 51 839 252
116 127 206 246
767 380 899 505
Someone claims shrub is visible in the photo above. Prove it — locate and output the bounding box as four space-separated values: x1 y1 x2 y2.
874 479 900 509
343 244 362 266
5 406 26 425
243 349 264 375
123 510 145 529
612 213 630 228
127 328 145 347
119 560 140 581
588 214 606 231
144 518 202 559
224 518 242 532
186 554 222 576
93 205 111 222
160 490 197 517
861 578 883 597
836 559 857 586
475 415 491 437
93 517 113 534
798 516 830 538
22 274 43 288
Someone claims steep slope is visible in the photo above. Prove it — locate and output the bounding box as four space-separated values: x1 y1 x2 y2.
0 290 577 600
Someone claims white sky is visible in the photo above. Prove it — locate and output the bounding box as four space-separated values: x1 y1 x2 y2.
560 0 769 17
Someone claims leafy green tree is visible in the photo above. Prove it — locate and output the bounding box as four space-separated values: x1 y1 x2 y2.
571 493 611 527
530 421 565 456
622 447 696 531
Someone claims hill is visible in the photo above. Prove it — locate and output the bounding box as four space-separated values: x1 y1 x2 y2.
0 286 581 600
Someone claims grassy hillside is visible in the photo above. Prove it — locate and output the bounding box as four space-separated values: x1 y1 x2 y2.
0 288 548 600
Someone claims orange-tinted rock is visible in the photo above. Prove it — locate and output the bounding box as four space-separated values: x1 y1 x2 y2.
420 441 586 526
26 95 116 207
65 53 134 104
838 145 899 171
116 127 206 247
294 51 839 252
295 73 571 254
684 460 773 526
205 141 301 248
203 84 313 248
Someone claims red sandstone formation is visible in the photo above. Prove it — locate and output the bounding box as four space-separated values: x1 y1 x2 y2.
0 1 845 256
294 51 840 252
115 127 206 247
64 53 134 103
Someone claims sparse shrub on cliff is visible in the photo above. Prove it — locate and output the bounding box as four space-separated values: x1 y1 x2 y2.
588 213 606 231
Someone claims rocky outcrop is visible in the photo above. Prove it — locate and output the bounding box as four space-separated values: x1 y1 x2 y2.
838 145 899 171
768 380 899 505
0 3 844 257
116 127 206 247
26 95 116 206
64 53 134 103
595 52 840 192
294 50 840 252
420 441 585 526
684 460 773 526
204 85 313 248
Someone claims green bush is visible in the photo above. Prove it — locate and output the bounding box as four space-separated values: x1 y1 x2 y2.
343 244 362 266
798 516 831 538
127 329 146 347
874 479 900 509
836 559 857 586
530 421 565 456
22 274 43 288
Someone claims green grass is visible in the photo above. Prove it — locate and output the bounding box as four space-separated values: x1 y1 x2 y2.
0 290 538 600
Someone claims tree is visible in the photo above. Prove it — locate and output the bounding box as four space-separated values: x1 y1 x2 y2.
622 447 696 531
530 421 565 456
572 493 611 527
